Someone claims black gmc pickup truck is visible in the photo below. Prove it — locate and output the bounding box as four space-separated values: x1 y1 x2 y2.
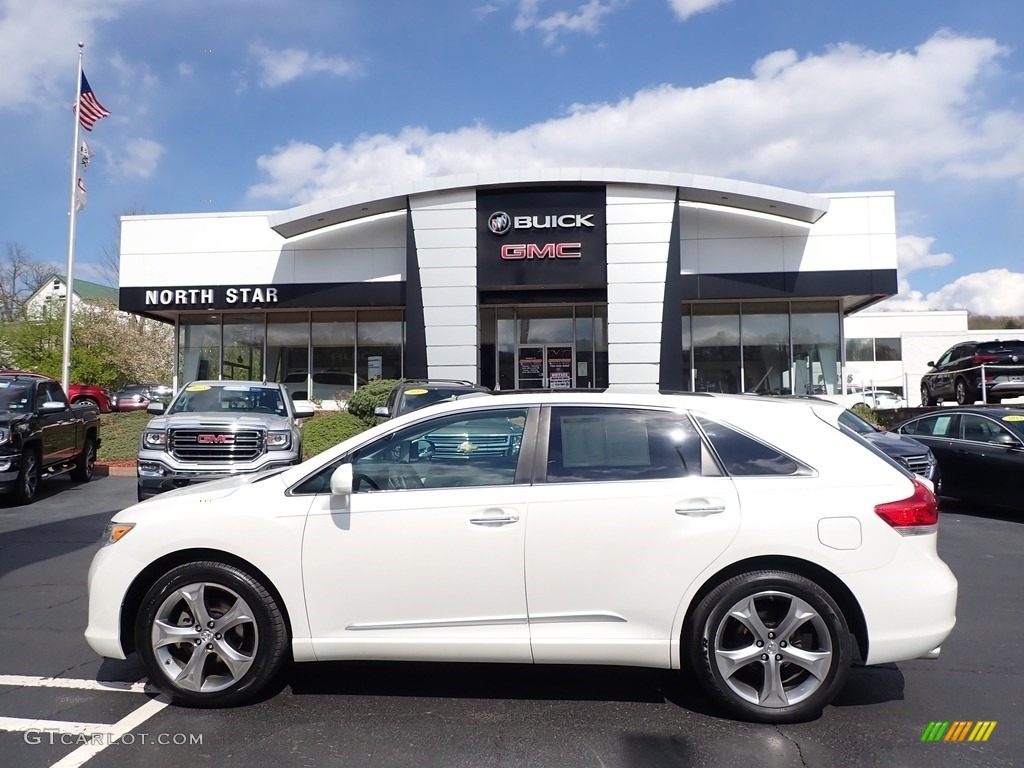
0 372 101 504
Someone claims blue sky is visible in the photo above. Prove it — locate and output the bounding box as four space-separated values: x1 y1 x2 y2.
2 0 1022 314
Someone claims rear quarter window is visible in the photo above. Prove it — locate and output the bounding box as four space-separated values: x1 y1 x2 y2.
695 416 804 476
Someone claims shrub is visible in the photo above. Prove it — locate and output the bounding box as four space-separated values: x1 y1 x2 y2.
98 411 153 461
850 402 881 426
346 378 400 427
302 411 367 460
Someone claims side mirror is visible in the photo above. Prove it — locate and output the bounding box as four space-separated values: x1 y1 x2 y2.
926 361 935 368
991 433 1020 448
374 406 390 417
293 404 315 419
330 463 354 496
146 402 165 415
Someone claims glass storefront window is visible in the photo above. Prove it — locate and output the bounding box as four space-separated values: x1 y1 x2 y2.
875 337 902 361
846 338 874 363
681 306 692 391
496 308 516 390
792 301 840 395
741 303 789 394
574 309 594 388
693 304 740 393
267 313 310 400
311 311 357 399
357 310 403 383
222 314 265 381
178 315 221 383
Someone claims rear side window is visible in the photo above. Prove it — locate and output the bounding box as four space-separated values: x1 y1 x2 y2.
900 414 956 438
695 417 803 476
545 406 705 483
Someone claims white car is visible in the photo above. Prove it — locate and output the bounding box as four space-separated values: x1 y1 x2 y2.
85 392 957 723
867 390 908 410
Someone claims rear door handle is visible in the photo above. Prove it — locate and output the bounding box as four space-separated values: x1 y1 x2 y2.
470 513 520 526
676 500 726 517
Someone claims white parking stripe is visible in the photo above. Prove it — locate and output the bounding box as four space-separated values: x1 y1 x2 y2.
0 675 151 694
0 716 111 735
49 696 171 768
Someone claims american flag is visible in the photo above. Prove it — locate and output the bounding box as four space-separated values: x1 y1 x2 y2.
74 72 110 131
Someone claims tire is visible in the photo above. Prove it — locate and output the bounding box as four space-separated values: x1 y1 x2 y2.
135 561 289 707
954 378 973 406
76 397 99 408
137 485 147 503
687 570 851 723
70 436 96 482
920 383 936 407
13 447 41 505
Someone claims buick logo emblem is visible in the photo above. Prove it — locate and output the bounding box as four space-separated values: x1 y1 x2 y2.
488 211 511 236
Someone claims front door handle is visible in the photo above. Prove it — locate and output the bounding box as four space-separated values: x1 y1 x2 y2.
470 514 520 526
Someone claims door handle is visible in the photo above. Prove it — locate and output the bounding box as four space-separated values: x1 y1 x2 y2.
470 514 520 526
675 500 726 517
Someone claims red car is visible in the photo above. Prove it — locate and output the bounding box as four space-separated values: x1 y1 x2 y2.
0 372 112 413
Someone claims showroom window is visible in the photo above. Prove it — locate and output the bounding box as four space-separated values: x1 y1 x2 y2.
692 304 740 393
178 315 221 382
222 314 265 381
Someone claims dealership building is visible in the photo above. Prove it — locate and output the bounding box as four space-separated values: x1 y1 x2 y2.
118 169 900 401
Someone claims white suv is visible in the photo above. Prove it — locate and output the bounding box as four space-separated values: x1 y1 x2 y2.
86 391 956 723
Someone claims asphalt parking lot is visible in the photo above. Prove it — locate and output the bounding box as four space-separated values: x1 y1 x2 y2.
0 476 1020 768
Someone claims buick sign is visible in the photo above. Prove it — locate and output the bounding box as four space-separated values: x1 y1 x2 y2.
488 211 512 235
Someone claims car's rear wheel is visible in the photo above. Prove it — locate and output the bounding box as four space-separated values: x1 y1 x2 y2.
954 378 974 406
70 436 96 482
687 570 851 723
920 383 936 407
135 561 289 707
76 397 99 408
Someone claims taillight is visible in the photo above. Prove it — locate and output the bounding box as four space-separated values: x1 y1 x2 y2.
972 354 998 364
875 478 938 535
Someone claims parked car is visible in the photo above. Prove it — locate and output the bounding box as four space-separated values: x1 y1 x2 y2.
67 383 114 413
86 391 957 723
866 390 907 410
920 339 1024 406
837 408 940 489
110 384 161 412
0 372 100 504
137 380 315 502
892 407 1024 509
375 379 491 420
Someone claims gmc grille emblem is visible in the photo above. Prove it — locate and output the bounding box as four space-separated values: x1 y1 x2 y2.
197 434 234 444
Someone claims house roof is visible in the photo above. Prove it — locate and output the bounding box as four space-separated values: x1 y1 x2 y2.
55 276 118 304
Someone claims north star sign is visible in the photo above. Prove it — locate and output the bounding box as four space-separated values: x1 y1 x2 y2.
144 286 280 307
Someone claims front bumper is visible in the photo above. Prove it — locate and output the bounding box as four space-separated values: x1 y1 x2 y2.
137 453 299 498
0 453 21 492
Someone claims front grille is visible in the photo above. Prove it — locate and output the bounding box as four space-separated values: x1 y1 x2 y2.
429 433 512 458
169 428 265 463
898 454 932 477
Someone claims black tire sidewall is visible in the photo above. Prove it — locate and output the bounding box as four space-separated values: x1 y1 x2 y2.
15 448 40 504
135 561 288 707
688 570 851 723
71 437 95 482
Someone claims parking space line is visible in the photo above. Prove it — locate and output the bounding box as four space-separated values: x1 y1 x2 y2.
50 696 170 768
0 675 151 694
0 715 112 735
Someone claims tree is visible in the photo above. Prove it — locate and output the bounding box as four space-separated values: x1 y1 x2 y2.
0 242 57 321
95 203 145 289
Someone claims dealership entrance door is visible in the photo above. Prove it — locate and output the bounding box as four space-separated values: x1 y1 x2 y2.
516 345 574 389
480 303 607 391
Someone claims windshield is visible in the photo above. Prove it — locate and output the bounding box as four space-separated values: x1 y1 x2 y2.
0 382 33 412
169 384 288 416
837 409 879 435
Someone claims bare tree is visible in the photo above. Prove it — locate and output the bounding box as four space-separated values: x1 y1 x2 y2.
0 242 58 321
95 203 145 288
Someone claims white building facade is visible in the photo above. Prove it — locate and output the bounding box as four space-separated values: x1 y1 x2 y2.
118 169 900 399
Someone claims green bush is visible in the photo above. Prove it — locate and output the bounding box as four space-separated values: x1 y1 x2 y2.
850 402 881 426
98 411 153 461
301 411 368 460
346 378 400 426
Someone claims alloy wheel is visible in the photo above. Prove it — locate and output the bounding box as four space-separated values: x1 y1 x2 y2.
150 582 259 693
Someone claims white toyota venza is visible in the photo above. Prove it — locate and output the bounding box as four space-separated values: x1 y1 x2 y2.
86 392 957 723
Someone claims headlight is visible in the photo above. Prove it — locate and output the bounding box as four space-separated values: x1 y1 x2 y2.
101 522 135 546
143 430 167 448
266 431 291 449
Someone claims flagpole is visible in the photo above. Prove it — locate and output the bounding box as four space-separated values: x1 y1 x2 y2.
61 42 84 396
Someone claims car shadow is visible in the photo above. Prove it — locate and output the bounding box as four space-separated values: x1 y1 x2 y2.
0 508 113 579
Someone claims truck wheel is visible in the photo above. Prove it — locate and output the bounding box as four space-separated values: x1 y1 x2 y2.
71 436 96 482
135 561 289 707
13 447 41 505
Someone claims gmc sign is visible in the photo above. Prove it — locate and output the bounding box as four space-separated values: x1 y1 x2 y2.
196 434 235 444
500 243 582 260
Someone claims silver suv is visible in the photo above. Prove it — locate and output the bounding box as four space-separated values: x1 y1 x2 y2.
137 381 314 501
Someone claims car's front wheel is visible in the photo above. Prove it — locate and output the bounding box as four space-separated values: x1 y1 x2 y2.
687 570 851 723
920 382 936 407
135 561 289 707
13 447 41 505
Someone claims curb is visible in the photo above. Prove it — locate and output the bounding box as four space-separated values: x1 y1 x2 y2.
94 465 137 478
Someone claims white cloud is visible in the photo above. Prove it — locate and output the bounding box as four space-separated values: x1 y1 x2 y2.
0 0 136 108
178 62 194 77
668 0 733 22
109 137 165 178
881 269 1024 315
514 0 621 46
250 42 360 88
249 32 1023 205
